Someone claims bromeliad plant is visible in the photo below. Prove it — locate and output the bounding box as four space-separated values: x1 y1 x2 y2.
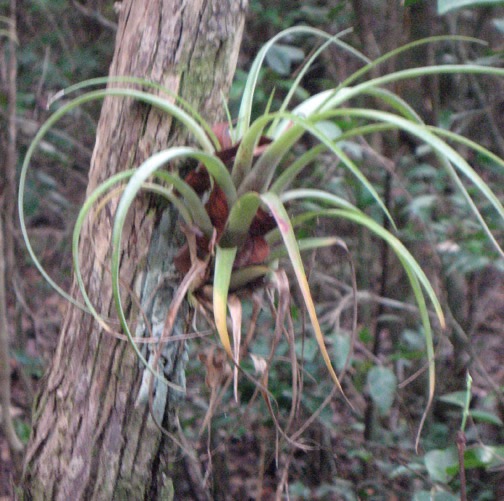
19 27 504 444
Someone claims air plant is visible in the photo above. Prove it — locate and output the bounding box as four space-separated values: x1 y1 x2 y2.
19 27 504 446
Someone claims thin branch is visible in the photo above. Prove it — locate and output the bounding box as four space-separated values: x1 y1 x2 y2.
455 34 504 158
72 1 118 32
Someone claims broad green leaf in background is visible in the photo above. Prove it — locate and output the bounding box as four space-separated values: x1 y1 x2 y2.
333 334 351 373
470 410 503 426
493 18 504 33
438 390 504 425
265 43 304 76
413 491 459 501
424 448 458 483
464 445 504 469
367 366 397 416
438 390 468 408
444 445 504 474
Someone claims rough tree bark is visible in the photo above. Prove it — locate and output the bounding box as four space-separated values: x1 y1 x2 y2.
20 0 246 499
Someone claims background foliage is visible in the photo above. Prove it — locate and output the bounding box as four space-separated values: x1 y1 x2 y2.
2 0 504 499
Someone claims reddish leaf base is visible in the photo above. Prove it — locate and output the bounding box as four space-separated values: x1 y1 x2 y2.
174 124 276 280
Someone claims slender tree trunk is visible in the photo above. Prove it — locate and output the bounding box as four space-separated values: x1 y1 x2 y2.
20 0 246 499
4 0 17 287
0 0 23 459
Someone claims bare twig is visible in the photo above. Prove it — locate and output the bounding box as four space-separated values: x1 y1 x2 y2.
457 430 468 501
72 0 118 32
351 0 381 61
33 0 75 69
454 30 504 158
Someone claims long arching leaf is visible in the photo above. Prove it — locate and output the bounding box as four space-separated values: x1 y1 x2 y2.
72 173 191 328
239 112 394 229
235 26 370 141
284 206 445 438
317 107 504 258
260 192 349 400
267 236 349 262
109 147 237 386
266 30 355 137
47 76 220 149
18 89 216 305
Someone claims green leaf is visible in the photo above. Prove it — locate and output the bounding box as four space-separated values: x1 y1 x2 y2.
235 26 369 140
18 86 216 308
493 17 504 33
463 446 503 469
109 148 229 387
438 0 504 15
294 337 319 363
267 236 346 261
407 194 438 215
312 63 495 119
115 148 215 236
229 265 270 290
438 391 468 408
265 44 304 76
424 448 458 483
315 107 504 260
232 113 273 188
288 208 445 328
220 192 261 247
282 206 442 445
312 120 341 140
72 171 191 321
47 76 219 149
333 334 351 373
267 31 357 137
313 38 487 115
470 410 503 426
280 188 360 212
270 144 326 194
413 491 459 501
239 111 395 228
260 192 348 400
213 245 238 359
367 366 397 416
445 445 504 474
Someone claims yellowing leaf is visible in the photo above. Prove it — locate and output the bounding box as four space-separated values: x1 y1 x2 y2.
260 192 349 404
213 245 237 359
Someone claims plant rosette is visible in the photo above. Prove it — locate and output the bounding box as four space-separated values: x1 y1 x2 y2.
20 27 504 445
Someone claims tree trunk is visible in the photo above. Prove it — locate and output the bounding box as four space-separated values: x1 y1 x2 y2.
20 0 246 499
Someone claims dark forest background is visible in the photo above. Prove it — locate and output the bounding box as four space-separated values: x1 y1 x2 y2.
2 1 504 499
